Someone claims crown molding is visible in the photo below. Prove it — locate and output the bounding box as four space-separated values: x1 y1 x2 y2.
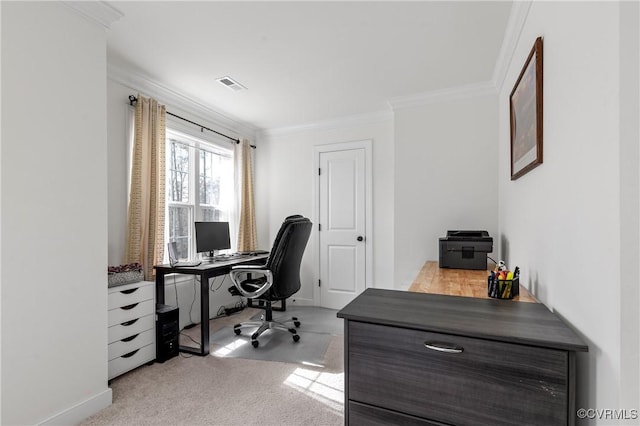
492 0 533 91
107 62 259 139
387 81 496 111
63 1 123 29
259 109 393 138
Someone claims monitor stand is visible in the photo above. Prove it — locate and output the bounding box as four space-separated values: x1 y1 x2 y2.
202 250 219 262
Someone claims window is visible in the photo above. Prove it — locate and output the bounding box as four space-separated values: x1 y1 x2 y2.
166 129 234 260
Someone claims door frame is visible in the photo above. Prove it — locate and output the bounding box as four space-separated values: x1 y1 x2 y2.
312 139 373 307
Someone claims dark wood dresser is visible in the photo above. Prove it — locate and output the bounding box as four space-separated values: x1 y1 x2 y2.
337 288 588 426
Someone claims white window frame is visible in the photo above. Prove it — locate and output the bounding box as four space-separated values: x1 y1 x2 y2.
165 127 235 261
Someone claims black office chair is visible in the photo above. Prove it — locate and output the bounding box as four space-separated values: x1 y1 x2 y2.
229 215 312 348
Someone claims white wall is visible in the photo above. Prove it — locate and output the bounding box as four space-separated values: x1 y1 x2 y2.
619 0 640 413
256 115 395 302
393 94 499 289
498 1 639 421
0 2 4 422
107 80 132 266
1 2 111 424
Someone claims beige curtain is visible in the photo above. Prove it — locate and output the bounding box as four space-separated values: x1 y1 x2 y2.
125 95 166 280
236 139 257 252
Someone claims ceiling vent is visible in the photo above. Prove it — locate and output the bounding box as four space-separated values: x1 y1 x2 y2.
216 76 247 92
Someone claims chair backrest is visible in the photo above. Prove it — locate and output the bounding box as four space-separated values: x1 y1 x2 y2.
265 216 312 300
266 214 303 264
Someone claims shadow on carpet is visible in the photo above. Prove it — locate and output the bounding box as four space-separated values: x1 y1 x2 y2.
209 306 340 366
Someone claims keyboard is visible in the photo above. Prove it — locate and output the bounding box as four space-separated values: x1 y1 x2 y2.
238 250 270 256
218 255 241 260
213 254 245 261
172 260 202 267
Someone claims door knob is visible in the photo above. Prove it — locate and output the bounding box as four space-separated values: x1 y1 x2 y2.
357 236 364 242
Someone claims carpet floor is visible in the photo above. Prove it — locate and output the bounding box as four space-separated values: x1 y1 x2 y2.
82 307 344 426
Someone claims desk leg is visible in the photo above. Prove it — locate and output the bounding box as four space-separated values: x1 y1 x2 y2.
200 272 210 355
179 272 210 356
156 272 165 305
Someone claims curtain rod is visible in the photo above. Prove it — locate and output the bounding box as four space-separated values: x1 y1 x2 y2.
128 95 255 148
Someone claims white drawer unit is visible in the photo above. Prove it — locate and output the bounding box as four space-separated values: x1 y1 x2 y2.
108 280 156 380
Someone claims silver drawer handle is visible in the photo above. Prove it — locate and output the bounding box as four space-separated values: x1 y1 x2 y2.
424 341 464 354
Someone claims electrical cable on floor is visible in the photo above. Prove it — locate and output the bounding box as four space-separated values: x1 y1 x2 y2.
173 274 195 331
186 276 198 327
171 273 197 355
177 329 198 359
179 332 201 346
179 283 201 356
210 275 226 292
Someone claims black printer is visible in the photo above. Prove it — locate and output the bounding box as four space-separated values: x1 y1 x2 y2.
439 230 493 270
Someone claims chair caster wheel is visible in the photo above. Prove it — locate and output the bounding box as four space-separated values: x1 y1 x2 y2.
234 328 241 335
294 321 301 328
251 340 259 348
293 334 300 343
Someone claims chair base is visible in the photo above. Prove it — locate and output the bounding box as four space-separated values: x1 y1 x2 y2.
233 315 301 348
247 297 286 311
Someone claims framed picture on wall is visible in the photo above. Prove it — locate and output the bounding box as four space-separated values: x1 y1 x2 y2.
510 37 543 180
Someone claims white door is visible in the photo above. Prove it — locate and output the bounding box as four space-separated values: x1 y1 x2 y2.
317 141 370 309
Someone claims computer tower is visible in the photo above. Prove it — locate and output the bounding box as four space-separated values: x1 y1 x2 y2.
156 304 179 363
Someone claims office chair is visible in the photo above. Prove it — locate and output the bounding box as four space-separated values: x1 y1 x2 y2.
229 215 312 348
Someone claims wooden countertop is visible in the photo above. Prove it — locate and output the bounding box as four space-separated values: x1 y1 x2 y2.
409 261 537 303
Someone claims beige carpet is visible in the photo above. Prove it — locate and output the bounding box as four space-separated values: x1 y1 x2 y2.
82 308 344 425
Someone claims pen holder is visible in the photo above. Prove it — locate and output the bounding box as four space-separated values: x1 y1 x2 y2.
488 274 520 299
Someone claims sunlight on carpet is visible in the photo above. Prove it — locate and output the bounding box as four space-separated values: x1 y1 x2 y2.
212 338 250 356
284 367 344 413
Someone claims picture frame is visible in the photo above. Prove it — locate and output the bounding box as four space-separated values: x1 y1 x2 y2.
510 37 543 180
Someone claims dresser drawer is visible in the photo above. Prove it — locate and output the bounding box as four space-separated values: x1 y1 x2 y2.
108 343 155 380
108 328 155 361
108 314 155 344
349 401 445 426
108 299 155 327
108 282 154 309
348 321 568 426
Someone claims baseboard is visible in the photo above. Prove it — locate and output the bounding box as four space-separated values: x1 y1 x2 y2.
40 388 112 425
288 297 314 306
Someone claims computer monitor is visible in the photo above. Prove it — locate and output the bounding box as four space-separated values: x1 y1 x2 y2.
194 221 231 259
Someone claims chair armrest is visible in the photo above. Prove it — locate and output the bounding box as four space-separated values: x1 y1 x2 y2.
229 268 274 299
230 263 266 270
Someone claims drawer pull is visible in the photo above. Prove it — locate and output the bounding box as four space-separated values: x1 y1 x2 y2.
424 341 464 354
121 318 139 327
120 303 139 311
120 288 139 295
121 333 139 343
121 349 140 358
